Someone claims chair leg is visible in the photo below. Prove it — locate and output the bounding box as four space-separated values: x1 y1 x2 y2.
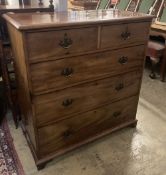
160 53 166 82
149 58 157 79
7 96 19 128
11 105 19 129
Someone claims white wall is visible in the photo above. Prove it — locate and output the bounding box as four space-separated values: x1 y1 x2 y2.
6 0 19 5
54 0 68 11
41 0 49 6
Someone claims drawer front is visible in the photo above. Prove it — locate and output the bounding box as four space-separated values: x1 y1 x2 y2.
38 96 138 156
101 22 150 49
34 70 142 126
26 27 98 62
30 45 145 94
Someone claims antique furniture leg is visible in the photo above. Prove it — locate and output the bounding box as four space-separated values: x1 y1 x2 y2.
49 0 54 9
0 41 7 123
129 120 138 128
37 159 53 170
160 49 166 81
37 163 47 171
1 43 19 128
8 91 19 128
19 0 31 5
149 57 158 79
39 0 43 6
147 40 165 80
0 79 7 124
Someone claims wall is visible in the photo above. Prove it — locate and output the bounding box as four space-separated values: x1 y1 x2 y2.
54 0 68 11
6 0 19 5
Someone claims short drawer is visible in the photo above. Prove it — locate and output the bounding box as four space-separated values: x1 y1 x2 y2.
38 96 138 156
26 27 98 62
101 22 150 49
30 45 145 94
34 70 142 126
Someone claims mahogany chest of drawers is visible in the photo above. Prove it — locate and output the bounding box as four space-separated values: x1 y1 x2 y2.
3 10 153 169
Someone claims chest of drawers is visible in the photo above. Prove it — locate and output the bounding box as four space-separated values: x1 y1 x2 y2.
3 10 153 169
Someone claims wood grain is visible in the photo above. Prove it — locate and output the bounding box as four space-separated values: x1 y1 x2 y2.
38 96 138 157
101 22 151 49
3 10 153 30
34 70 141 126
26 27 98 61
7 24 37 150
30 45 145 94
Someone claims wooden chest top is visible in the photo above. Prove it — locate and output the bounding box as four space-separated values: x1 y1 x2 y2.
3 9 153 30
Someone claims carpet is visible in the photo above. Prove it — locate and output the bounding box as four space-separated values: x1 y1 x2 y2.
0 118 24 175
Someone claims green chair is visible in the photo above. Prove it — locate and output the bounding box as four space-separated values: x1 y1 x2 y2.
96 0 111 9
116 0 131 11
155 0 166 22
160 7 166 22
137 0 157 14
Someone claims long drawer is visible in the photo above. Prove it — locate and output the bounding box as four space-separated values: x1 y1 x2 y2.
30 46 145 94
34 70 142 126
38 96 138 157
26 27 98 62
101 22 150 49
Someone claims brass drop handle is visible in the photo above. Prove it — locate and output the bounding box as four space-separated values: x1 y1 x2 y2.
121 31 131 40
115 83 124 91
62 99 73 107
113 111 121 118
63 130 72 139
61 68 73 77
59 33 73 49
119 56 128 64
